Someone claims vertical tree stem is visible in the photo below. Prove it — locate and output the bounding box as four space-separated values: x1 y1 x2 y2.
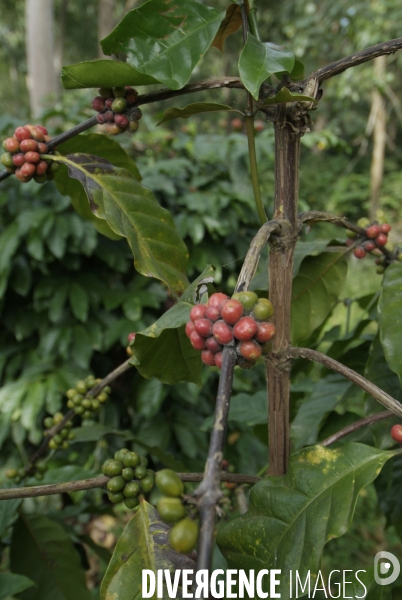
267 119 301 475
245 115 268 224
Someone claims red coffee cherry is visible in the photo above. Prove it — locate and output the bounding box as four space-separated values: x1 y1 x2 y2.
391 424 402 443
363 240 376 252
380 223 391 234
12 153 25 167
37 142 48 154
233 316 258 341
353 247 366 259
221 299 244 325
190 331 206 350
190 304 207 321
105 98 114 110
194 318 213 338
201 350 216 366
24 151 40 164
238 340 262 361
36 125 48 136
212 320 234 345
14 126 32 141
15 168 32 182
375 233 388 246
92 96 106 112
35 161 48 175
27 126 45 142
185 321 195 338
214 352 223 368
205 306 220 322
206 337 222 354
96 113 106 124
125 87 139 104
345 238 354 247
3 138 20 153
255 322 276 343
208 293 229 309
114 114 130 128
104 110 115 123
20 162 36 177
127 332 136 342
366 225 380 239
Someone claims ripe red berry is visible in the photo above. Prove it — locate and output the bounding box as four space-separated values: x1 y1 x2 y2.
231 118 243 131
127 332 136 342
190 304 207 321
14 126 32 141
105 98 114 110
366 225 380 239
201 350 216 366
20 139 38 153
190 331 206 350
131 108 142 121
35 160 48 175
221 299 244 325
238 340 262 361
114 114 129 128
125 88 139 104
96 113 106 124
212 320 234 345
205 306 220 322
254 119 264 133
24 151 40 164
214 352 223 368
380 223 391 234
92 96 106 112
233 316 258 341
363 240 376 252
27 126 45 142
104 110 115 123
208 293 229 309
391 424 402 443
36 125 48 136
371 248 383 256
15 168 31 182
12 153 25 167
206 337 222 354
194 318 213 338
3 138 20 153
375 233 388 246
20 162 36 177
353 247 366 259
37 142 48 154
185 321 195 338
345 238 354 247
255 322 276 343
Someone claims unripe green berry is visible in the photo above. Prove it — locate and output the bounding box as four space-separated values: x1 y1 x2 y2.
113 87 126 97
115 449 130 462
6 469 17 479
111 98 127 113
60 428 69 439
53 412 64 424
98 87 113 98
48 439 58 450
122 467 135 481
67 400 74 409
82 399 92 410
155 469 184 497
73 394 83 406
44 417 54 429
1 153 14 168
97 392 108 403
62 441 69 450
135 465 147 480
107 476 126 493
124 497 140 509
128 120 139 133
140 476 155 493
68 432 76 441
123 452 140 468
53 434 63 445
18 468 26 478
74 406 84 415
156 497 186 523
82 411 92 420
85 375 96 388
140 456 148 468
102 459 123 477
35 472 44 481
123 481 141 497
75 380 87 394
104 386 111 394
108 491 124 504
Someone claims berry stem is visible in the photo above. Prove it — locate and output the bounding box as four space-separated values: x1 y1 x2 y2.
321 410 393 447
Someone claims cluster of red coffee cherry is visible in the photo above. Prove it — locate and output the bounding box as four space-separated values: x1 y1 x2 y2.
92 86 142 136
346 219 391 268
185 291 275 369
1 125 58 183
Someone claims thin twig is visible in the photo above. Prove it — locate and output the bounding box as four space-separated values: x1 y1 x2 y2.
306 38 402 84
0 471 259 501
25 359 132 472
284 347 402 418
321 411 393 447
193 346 237 572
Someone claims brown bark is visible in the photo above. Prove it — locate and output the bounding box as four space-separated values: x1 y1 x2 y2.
369 55 387 221
267 116 302 476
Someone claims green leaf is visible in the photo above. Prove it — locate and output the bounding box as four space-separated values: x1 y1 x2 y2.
202 390 267 431
53 153 189 299
61 59 158 90
157 102 241 126
379 263 402 384
211 4 242 52
261 86 315 105
69 282 89 322
137 378 166 419
101 498 194 600
0 573 35 600
291 251 348 345
55 133 140 240
217 443 396 598
239 34 295 99
40 465 95 485
276 58 305 81
0 498 21 537
10 514 92 600
100 0 224 90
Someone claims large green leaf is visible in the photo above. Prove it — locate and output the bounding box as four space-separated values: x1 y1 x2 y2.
52 153 189 299
61 59 158 90
0 573 35 600
100 0 224 90
238 34 295 99
291 251 347 345
261 86 315 105
211 4 242 52
379 263 402 384
0 498 21 536
217 443 396 599
100 498 195 600
129 266 214 384
10 514 92 600
157 102 241 126
55 133 140 240
202 390 267 431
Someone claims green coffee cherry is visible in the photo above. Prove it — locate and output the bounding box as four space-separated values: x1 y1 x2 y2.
115 449 129 462
252 299 274 321
62 441 69 450
232 291 258 313
135 466 147 480
44 417 54 429
113 87 126 98
82 411 92 419
124 497 140 509
122 467 135 481
140 456 148 468
82 399 92 410
1 153 13 168
123 481 141 497
155 469 184 497
169 518 198 554
111 98 127 113
85 375 96 388
66 389 76 399
6 469 17 479
103 460 123 477
157 497 186 523
140 476 155 493
53 412 64 424
74 406 84 415
123 452 140 468
97 392 108 403
75 380 87 394
35 472 44 481
36 461 48 474
108 491 124 504
73 394 83 405
107 476 126 493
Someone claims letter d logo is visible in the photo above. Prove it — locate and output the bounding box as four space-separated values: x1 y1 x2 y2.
374 551 400 585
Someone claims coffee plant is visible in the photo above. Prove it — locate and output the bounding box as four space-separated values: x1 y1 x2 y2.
1 1 402 598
